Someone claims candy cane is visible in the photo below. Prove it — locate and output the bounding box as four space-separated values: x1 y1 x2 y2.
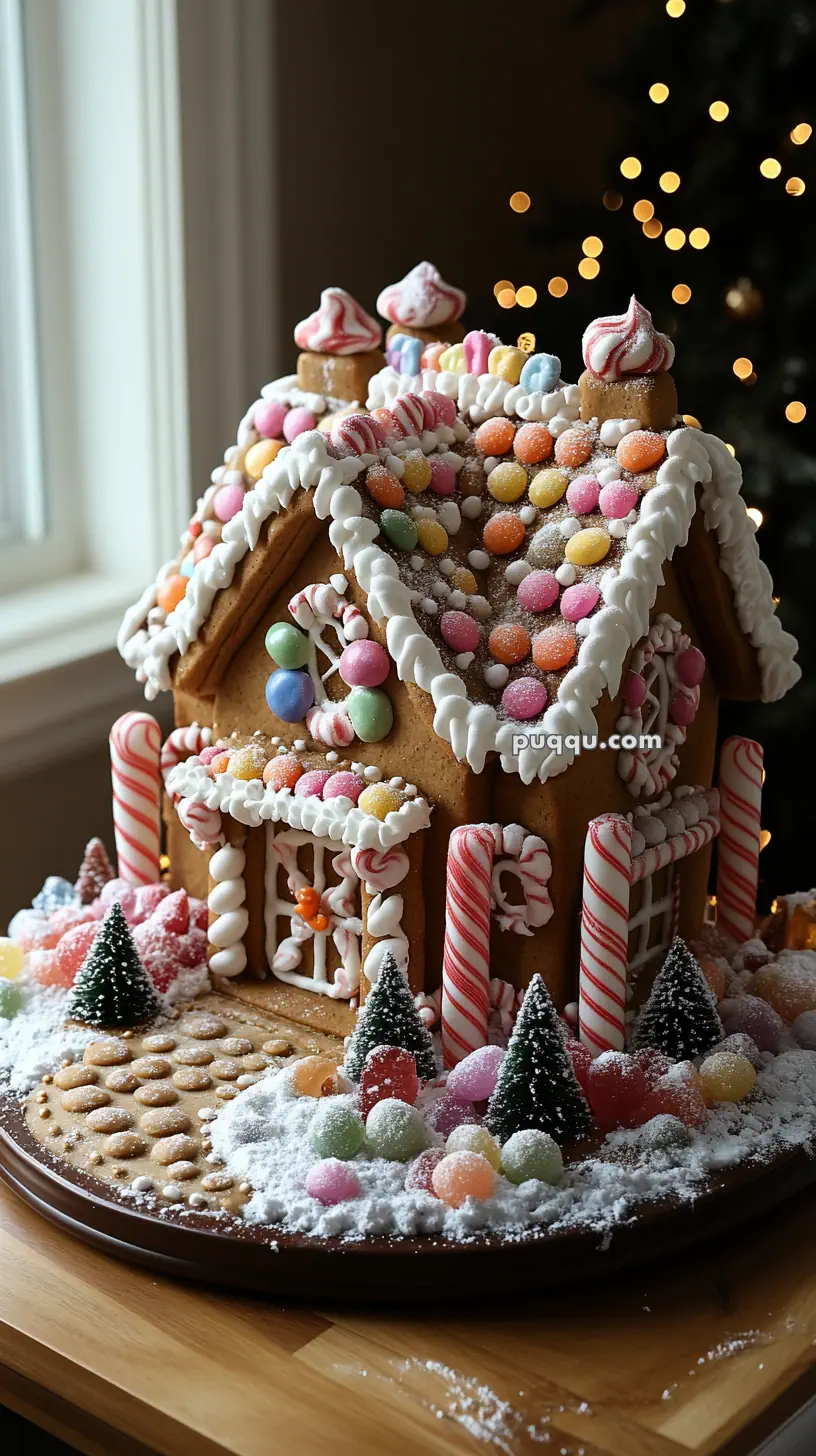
490 825 553 935
160 723 213 780
110 712 162 885
441 825 494 1067
178 796 223 850
578 814 633 1056
716 736 764 944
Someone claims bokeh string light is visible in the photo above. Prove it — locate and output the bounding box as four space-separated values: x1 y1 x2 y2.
786 401 807 423
509 191 530 213
649 83 670 104
515 285 537 307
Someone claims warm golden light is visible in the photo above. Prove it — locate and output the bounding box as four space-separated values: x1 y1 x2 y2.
517 332 536 353
746 506 764 528
515 285 537 308
548 276 568 298
791 123 812 145
493 279 514 299
709 101 729 122
497 288 516 309
620 156 642 179
582 236 604 258
642 218 663 238
672 284 692 304
659 171 681 193
760 829 772 851
733 357 753 379
578 258 601 279
683 414 702 428
760 157 782 178
665 227 686 250
786 400 807 423
509 191 531 212
666 0 685 14
633 199 655 222
603 189 623 210
650 83 670 104
689 227 710 249
786 176 806 196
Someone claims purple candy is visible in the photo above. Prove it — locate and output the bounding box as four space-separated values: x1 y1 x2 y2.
428 457 457 496
305 1158 360 1206
502 676 547 720
426 1093 479 1137
447 1044 505 1103
253 399 287 439
440 611 480 654
719 994 786 1053
676 645 706 687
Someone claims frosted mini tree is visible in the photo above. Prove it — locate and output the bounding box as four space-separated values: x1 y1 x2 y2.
75 838 114 905
344 952 437 1082
632 937 724 1062
67 902 160 1029
485 974 592 1145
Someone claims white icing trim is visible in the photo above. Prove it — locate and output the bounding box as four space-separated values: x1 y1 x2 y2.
366 364 581 431
208 842 248 977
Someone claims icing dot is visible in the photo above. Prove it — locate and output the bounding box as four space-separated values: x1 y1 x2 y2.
616 430 666 472
517 569 559 613
560 583 601 621
253 399 287 439
532 624 577 670
428 457 457 496
529 469 569 508
555 562 576 586
474 418 516 456
339 640 390 688
489 624 531 665
468 550 490 572
513 422 554 465
554 425 595 468
461 497 483 520
518 505 537 526
366 465 405 509
380 508 418 551
484 663 510 688
502 677 548 720
483 513 526 555
598 480 639 518
505 560 532 586
416 519 448 555
283 407 316 442
566 475 601 514
565 527 611 565
488 461 528 503
440 611 480 654
401 451 433 494
323 772 365 803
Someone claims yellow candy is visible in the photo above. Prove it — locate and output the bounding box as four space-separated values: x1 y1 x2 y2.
438 343 465 374
244 438 283 479
699 1051 756 1104
290 1055 338 1098
487 345 526 385
565 527 611 565
0 938 24 980
445 1123 502 1171
229 743 269 781
416 518 449 555
451 567 478 594
358 784 401 820
529 469 569 507
488 461 528 503
401 452 433 494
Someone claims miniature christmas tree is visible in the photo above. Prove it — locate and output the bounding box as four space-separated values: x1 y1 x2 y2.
632 937 724 1062
485 974 592 1145
75 838 114 905
344 952 437 1082
67 902 160 1028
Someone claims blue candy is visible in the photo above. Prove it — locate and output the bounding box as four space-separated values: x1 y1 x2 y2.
265 668 315 723
33 876 79 914
386 333 409 370
520 352 562 395
399 335 423 376
180 552 195 578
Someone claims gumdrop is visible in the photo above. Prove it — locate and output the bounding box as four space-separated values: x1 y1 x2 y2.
426 1093 478 1138
714 1032 762 1069
190 898 209 932
405 1147 447 1195
309 1100 366 1161
637 1074 708 1129
445 1123 502 1170
30 951 61 986
75 839 114 904
132 923 186 993
0 938 24 981
751 964 816 1024
792 1010 816 1050
33 876 78 915
567 1040 592 1095
37 907 94 950
636 1114 691 1151
689 924 736 960
699 1051 756 1104
631 1047 674 1087
501 1129 563 1185
174 928 208 970
446 1044 505 1104
359 1045 419 1119
0 979 22 1019
98 879 138 923
53 922 101 985
733 939 775 974
6 909 49 949
365 1098 428 1161
698 956 727 1002
432 1151 495 1207
585 1051 649 1132
305 1159 360 1205
290 1056 338 1098
131 883 170 925
152 889 189 935
719 994 786 1052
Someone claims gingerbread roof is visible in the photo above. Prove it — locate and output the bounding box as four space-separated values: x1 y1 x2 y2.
119 323 800 786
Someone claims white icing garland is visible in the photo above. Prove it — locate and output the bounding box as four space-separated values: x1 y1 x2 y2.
362 891 408 983
207 842 248 977
616 614 700 799
366 364 581 434
264 827 361 999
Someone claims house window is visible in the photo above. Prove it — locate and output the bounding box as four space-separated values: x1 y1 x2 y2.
626 864 679 978
264 825 363 1000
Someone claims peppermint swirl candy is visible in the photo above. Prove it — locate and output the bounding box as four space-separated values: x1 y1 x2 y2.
294 287 382 356
377 261 466 329
330 412 386 457
306 701 355 748
390 392 434 439
582 295 674 381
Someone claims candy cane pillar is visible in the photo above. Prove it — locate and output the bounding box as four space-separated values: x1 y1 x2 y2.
441 825 494 1068
578 814 633 1056
110 711 162 885
716 735 764 944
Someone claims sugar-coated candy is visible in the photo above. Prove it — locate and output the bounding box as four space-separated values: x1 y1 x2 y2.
487 345 526 384
516 570 559 613
598 480 638 518
668 690 696 727
474 418 516 456
359 1045 419 1119
793 1010 816 1051
501 1129 564 1186
750 964 816 1023
245 438 282 478
676 645 706 687
565 527 610 566
432 1150 495 1207
451 566 478 594
265 669 315 723
213 483 245 522
229 743 269 781
446 1123 501 1170
422 342 448 371
152 889 190 934
560 583 600 622
483 513 526 555
438 343 465 373
440 611 480 654
463 330 493 376
357 783 400 820
586 1051 649 1131
283 407 316 443
734 940 774 973
616 430 666 472
380 508 419 551
192 535 214 564
697 955 727 1001
719 993 785 1050
416 519 448 555
698 1051 756 1104
347 686 394 743
265 621 310 669
0 938 24 981
157 574 187 614
295 769 332 799
636 1114 691 1151
502 677 547 720
305 1158 361 1205
623 671 647 708
339 640 390 688
253 398 287 439
401 452 432 494
291 1056 338 1098
426 1093 478 1137
554 425 594 468
366 465 405 509
425 390 457 428
0 978 21 1019
631 1046 673 1087
99 880 137 922
323 771 365 803
513 423 553 465
428 457 457 496
566 475 600 514
447 1044 505 1103
405 1147 447 1195
520 352 561 394
529 469 568 508
532 624 577 671
309 1100 366 1160
488 462 528 503
262 753 303 790
527 522 564 569
365 1098 428 1161
714 1033 762 1069
637 1073 708 1129
53 923 100 985
489 624 530 665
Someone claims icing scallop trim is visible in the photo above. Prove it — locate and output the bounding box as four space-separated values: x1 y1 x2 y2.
366 365 581 433
377 262 466 329
294 287 382 356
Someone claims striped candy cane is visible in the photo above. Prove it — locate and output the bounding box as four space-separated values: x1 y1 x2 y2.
110 712 162 885
578 814 634 1056
716 735 764 944
160 722 213 781
441 825 494 1068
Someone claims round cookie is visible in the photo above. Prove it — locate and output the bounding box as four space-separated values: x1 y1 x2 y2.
174 1046 214 1066
173 1066 212 1092
130 1055 173 1079
151 1134 199 1166
219 1037 253 1057
104 1132 146 1159
142 1033 177 1053
139 1106 191 1137
202 1171 234 1192
105 1068 140 1093
182 1015 227 1040
54 1065 99 1091
85 1107 134 1133
211 1059 241 1081
60 1086 111 1114
83 1038 131 1066
134 1082 179 1107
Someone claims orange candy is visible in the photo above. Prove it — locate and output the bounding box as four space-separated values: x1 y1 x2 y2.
483 512 526 555
489 624 531 665
474 418 516 456
263 753 303 790
554 425 595 468
513 422 554 465
157 574 188 614
698 956 727 1002
366 465 405 509
616 430 666 473
532 624 577 671
209 751 232 776
290 1055 338 1098
431 1151 496 1208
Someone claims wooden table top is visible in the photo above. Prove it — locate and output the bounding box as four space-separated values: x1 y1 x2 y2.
2 1174 816 1456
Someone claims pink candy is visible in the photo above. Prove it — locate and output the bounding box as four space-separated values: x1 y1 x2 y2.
283 407 316 443
624 671 647 708
426 1094 479 1138
339 640 390 688
323 771 365 803
295 770 333 798
502 677 548 720
463 330 493 376
446 1044 505 1102
676 645 706 687
391 394 427 439
560 583 600 622
213 484 245 523
440 611 480 653
305 1158 361 1205
517 570 559 613
331 413 385 457
199 745 222 766
192 535 215 564
598 480 638 518
424 390 456 427
405 1147 447 1195
428 457 457 496
253 399 287 439
566 476 600 514
669 690 697 727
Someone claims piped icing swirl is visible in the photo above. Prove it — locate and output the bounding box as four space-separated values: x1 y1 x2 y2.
294 287 382 356
377 261 466 329
582 296 674 381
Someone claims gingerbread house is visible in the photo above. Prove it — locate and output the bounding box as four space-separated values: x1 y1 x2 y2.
117 275 800 1062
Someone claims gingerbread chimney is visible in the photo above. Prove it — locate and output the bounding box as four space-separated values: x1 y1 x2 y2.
376 260 466 347
294 287 385 403
579 296 678 432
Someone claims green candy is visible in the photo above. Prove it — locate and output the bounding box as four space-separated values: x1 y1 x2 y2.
309 1100 366 1161
501 1129 563 1186
265 621 310 669
0 979 22 1020
365 1099 428 1161
347 686 393 742
380 509 418 551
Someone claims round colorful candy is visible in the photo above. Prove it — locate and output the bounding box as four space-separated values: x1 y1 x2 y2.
295 769 332 798
676 646 706 687
305 1158 361 1205
357 783 401 820
425 390 456 426
380 509 418 551
265 669 315 723
483 513 526 555
488 462 528 503
598 480 638 518
347 687 394 742
513 423 553 465
263 754 303 790
253 399 287 439
502 677 547 719
623 671 647 708
616 430 666 472
157 575 187 614
517 570 559 613
474 418 516 456
529 469 569 508
428 457 457 496
560 583 600 622
283 407 317 442
566 476 600 514
0 938 24 981
668 691 696 727
426 1094 478 1138
565 528 611 566
431 1151 495 1207
532 625 577 671
416 519 448 555
265 621 310 669
698 1051 756 1104
440 611 480 654
585 1053 649 1132
291 1056 338 1097
451 566 478 594
501 1129 564 1186
554 425 595 468
244 438 282 479
322 771 365 803
192 535 215 564
405 1147 447 1195
365 1098 429 1161
520 351 561 393
719 994 784 1052
447 1044 505 1103
179 552 194 578
0 978 22 1017
401 452 433 494
446 1123 501 1170
229 744 269 780
488 624 530 665
366 465 405 509
309 1101 366 1160
339 640 390 688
